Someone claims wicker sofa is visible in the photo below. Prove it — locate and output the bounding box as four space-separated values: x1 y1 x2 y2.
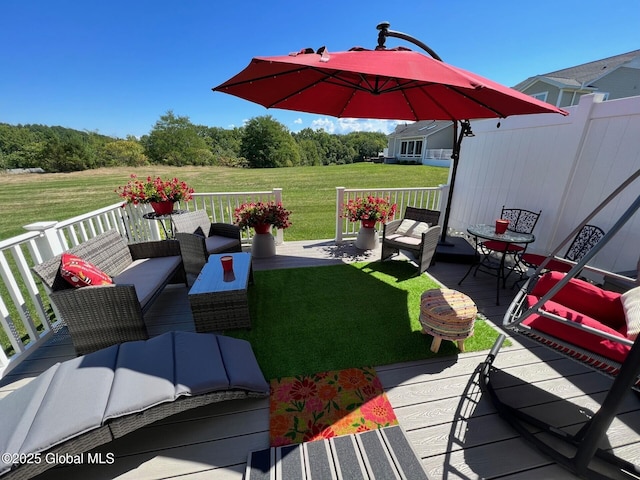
32 229 186 355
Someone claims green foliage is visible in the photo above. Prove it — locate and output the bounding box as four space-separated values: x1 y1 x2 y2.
101 139 148 167
240 115 301 168
141 111 214 166
1 115 391 173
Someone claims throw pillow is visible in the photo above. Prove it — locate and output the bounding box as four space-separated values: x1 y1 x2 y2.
60 253 113 288
621 286 640 340
395 219 430 238
193 226 206 238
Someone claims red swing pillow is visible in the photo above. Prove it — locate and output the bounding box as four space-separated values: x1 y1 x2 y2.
60 253 113 288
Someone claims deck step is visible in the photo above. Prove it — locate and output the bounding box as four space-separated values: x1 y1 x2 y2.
244 426 429 479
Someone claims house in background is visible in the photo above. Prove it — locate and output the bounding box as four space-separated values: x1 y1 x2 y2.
385 49 640 166
514 49 640 108
385 120 453 166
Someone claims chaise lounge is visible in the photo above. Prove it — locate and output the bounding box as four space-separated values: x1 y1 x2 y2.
0 331 269 480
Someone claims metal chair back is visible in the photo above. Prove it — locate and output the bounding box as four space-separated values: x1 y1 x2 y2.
564 224 605 262
500 206 541 234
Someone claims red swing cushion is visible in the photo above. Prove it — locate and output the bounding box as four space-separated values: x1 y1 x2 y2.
522 271 629 364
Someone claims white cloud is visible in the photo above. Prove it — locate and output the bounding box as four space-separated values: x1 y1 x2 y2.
310 117 406 134
293 118 303 124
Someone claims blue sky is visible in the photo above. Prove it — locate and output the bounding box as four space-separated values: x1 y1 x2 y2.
1 1 638 138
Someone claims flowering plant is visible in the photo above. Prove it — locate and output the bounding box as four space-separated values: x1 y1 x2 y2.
115 175 194 205
343 196 397 223
234 201 292 229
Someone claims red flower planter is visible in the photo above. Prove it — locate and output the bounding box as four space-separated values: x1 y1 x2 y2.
254 223 272 234
361 219 377 229
150 201 175 216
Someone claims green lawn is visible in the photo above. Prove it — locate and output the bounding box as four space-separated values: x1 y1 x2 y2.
0 163 449 241
229 261 502 379
0 163 449 355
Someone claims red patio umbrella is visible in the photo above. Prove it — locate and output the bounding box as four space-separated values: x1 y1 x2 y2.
212 23 568 244
213 46 566 122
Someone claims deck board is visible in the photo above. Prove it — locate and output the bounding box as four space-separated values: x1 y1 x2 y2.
1 239 638 479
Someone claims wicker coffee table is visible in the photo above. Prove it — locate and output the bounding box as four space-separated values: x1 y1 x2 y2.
188 252 253 332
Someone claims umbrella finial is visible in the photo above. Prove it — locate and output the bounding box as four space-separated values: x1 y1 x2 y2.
375 21 443 61
376 22 391 50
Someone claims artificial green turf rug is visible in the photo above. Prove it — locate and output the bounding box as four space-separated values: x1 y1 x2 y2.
229 260 503 379
269 366 398 447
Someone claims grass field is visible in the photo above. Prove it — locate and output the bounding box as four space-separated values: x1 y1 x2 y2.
0 163 449 241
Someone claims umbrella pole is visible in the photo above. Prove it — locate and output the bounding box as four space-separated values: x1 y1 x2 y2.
440 120 471 244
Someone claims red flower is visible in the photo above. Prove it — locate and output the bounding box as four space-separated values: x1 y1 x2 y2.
360 395 397 426
338 368 369 390
233 201 292 230
342 196 397 224
290 378 317 400
115 174 194 205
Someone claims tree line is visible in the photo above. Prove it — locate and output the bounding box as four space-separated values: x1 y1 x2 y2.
0 111 388 173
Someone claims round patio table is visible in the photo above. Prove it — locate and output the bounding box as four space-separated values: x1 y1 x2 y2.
459 224 535 305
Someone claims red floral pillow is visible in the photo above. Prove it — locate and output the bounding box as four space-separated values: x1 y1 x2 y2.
60 253 112 288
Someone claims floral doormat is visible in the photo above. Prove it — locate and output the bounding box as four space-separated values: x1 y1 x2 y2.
269 366 399 447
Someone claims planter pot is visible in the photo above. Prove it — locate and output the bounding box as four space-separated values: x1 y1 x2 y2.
251 233 276 258
253 223 272 234
361 219 377 229
355 225 378 250
150 201 175 216
495 219 510 234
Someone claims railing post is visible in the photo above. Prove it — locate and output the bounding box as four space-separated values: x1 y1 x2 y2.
336 187 345 243
273 188 284 245
23 221 65 261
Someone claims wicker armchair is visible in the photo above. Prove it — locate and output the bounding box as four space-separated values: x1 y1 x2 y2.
381 207 441 274
32 229 186 355
172 210 242 276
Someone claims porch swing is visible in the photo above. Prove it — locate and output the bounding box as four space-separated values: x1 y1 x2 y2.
480 168 640 480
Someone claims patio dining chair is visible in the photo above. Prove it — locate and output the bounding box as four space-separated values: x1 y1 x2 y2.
519 224 605 274
474 206 541 284
172 210 242 276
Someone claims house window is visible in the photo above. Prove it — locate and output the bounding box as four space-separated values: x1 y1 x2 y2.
399 139 423 158
531 92 548 102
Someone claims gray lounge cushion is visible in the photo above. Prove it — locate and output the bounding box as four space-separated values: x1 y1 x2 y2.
0 331 269 477
205 235 242 254
111 256 182 307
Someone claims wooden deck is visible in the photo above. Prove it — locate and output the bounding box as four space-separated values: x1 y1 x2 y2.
1 239 639 479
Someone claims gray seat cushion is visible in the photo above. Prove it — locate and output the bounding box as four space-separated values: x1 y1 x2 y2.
205 235 241 254
112 256 182 307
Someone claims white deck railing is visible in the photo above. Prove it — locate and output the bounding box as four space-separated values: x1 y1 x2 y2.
0 188 283 377
335 186 446 243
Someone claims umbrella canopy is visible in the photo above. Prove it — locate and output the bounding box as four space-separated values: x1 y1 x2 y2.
213 39 568 245
213 47 568 121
